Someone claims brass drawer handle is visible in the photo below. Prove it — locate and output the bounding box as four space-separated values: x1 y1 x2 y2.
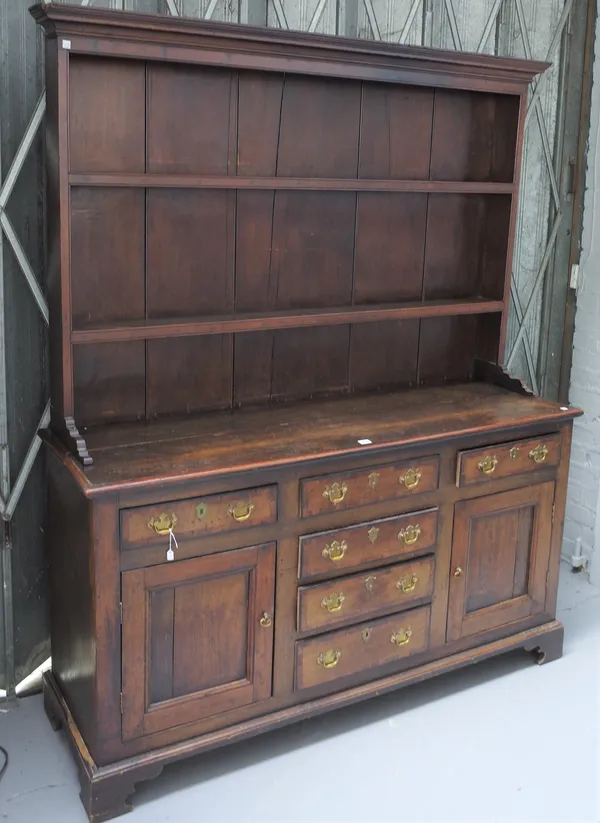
398 524 421 546
529 444 548 464
148 512 178 535
399 468 421 489
228 501 255 522
321 592 345 613
259 612 272 628
391 627 412 647
322 539 347 562
454 566 463 577
477 455 498 475
397 573 418 593
317 649 341 669
322 481 348 505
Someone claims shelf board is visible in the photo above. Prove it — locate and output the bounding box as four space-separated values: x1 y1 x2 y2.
69 173 514 195
71 299 504 345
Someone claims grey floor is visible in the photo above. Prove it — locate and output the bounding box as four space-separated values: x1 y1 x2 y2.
1 563 599 823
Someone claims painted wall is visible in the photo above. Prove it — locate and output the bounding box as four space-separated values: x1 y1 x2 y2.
565 9 600 587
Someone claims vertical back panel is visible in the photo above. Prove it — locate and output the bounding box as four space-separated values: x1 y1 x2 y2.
146 336 233 417
276 75 361 177
146 189 234 317
69 55 145 173
146 62 232 174
359 84 434 179
71 188 145 326
237 72 283 176
73 342 146 425
353 193 428 303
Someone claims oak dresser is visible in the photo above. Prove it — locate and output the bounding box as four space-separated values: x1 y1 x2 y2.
31 4 581 821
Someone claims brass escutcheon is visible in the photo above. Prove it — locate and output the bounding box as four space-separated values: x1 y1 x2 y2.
317 649 341 669
322 539 347 562
368 471 380 490
398 524 421 546
477 455 498 475
361 628 372 644
529 444 548 464
322 481 348 505
259 612 272 628
391 627 412 647
399 468 421 490
196 503 207 520
367 526 380 544
148 512 178 535
509 446 519 460
321 592 345 613
364 575 377 593
228 501 255 522
397 573 418 593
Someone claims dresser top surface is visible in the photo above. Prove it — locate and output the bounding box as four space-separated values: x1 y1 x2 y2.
43 382 580 495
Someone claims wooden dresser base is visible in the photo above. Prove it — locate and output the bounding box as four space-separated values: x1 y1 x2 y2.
43 620 563 823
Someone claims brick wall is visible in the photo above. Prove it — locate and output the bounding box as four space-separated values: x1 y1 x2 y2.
565 16 600 586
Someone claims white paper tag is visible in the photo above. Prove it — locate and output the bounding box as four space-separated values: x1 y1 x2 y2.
62 39 71 50
167 528 178 562
357 438 372 445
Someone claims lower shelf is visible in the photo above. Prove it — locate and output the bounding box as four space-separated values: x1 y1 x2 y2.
44 619 563 823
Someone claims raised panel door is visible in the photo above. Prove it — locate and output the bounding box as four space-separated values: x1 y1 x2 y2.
447 483 554 641
121 543 275 741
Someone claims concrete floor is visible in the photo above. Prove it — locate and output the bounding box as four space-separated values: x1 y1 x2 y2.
1 563 599 823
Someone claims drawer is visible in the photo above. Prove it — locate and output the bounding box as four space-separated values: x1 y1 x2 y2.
295 605 431 690
457 433 561 487
300 456 439 518
120 486 277 549
297 555 434 633
299 508 438 581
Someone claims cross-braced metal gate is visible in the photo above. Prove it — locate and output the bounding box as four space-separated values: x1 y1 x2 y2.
0 0 593 695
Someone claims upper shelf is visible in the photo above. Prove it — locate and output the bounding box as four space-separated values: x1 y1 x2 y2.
69 174 515 194
71 298 504 344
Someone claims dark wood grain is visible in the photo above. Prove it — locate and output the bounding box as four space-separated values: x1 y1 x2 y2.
299 508 439 581
69 173 515 193
146 189 234 318
296 605 431 690
146 62 232 174
447 482 554 641
73 342 145 425
297 555 435 633
122 543 276 741
430 89 519 183
69 55 145 173
276 75 361 177
66 383 579 493
353 193 428 304
456 432 562 486
146 336 233 417
359 83 434 179
121 485 277 549
70 300 506 344
301 455 440 518
70 187 145 327
34 9 578 819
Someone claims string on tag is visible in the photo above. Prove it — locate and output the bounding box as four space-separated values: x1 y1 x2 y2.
167 528 178 562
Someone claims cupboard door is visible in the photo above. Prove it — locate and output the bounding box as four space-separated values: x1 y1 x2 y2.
121 543 275 741
447 483 554 642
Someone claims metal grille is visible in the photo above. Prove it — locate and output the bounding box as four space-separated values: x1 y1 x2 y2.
0 0 582 693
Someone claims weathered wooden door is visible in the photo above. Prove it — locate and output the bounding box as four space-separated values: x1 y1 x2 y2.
121 543 275 741
447 482 555 641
